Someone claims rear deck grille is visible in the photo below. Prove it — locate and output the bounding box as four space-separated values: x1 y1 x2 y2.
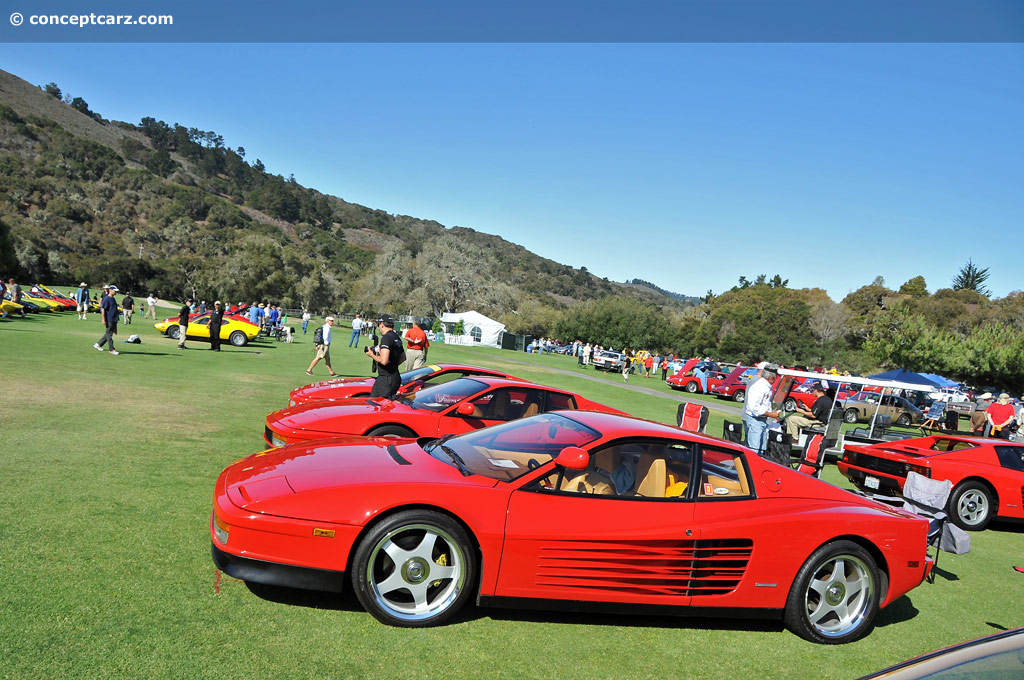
855 454 907 478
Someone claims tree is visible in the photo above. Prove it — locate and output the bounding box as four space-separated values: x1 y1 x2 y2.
43 82 62 99
453 319 465 335
952 258 991 297
898 276 928 298
808 300 852 346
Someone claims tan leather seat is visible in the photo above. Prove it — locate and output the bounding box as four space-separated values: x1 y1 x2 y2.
489 391 511 419
522 399 541 418
635 454 667 498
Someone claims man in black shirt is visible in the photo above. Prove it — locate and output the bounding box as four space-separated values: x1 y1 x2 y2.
786 382 832 439
121 291 135 325
366 314 404 398
209 300 224 351
177 298 193 349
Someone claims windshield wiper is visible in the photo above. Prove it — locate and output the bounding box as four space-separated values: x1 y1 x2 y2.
439 443 471 477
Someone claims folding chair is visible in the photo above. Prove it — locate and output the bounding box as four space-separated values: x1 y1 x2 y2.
676 402 708 433
794 434 826 477
722 419 743 443
902 471 964 583
763 430 792 466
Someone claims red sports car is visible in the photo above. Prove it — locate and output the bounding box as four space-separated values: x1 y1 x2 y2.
711 365 757 402
667 368 729 394
213 410 932 643
288 363 522 407
838 435 1024 531
266 376 623 447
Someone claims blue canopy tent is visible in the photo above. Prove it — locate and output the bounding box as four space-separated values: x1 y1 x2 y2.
867 369 948 388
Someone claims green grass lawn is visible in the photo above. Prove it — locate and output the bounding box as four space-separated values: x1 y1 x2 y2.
2 310 1022 679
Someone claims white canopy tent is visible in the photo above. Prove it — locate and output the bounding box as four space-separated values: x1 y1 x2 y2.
439 311 506 348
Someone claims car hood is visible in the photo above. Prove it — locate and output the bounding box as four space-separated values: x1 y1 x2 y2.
223 437 494 521
267 397 417 437
290 378 375 402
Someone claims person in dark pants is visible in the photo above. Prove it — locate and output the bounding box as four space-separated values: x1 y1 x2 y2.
121 292 135 325
93 284 120 355
177 298 193 349
366 314 404 398
209 301 224 351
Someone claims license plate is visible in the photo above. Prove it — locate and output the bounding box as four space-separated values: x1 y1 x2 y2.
865 476 880 490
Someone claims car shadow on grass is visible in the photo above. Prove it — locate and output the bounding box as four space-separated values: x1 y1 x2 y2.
874 595 920 629
466 606 784 634
245 582 360 613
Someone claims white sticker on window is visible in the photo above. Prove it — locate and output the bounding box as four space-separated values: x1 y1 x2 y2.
488 459 519 468
714 488 730 495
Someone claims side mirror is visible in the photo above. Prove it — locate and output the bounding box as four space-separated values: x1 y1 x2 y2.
457 402 477 417
554 446 589 471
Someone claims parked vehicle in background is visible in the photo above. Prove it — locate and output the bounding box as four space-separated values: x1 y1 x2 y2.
840 392 924 427
591 350 626 372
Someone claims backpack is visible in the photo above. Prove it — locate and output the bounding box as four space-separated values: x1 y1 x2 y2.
313 326 324 345
391 337 406 366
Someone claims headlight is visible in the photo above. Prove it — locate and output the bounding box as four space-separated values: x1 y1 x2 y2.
270 432 287 447
212 512 229 545
289 399 296 407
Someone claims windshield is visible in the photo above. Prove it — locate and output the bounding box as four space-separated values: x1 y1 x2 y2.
403 378 487 412
425 413 602 482
400 365 437 386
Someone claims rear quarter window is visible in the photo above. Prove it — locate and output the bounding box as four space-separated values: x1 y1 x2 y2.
995 446 1024 472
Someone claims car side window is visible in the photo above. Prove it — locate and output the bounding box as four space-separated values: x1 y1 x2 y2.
546 392 577 411
195 317 210 326
424 372 463 387
995 445 1024 472
535 440 693 499
697 447 752 499
467 388 542 421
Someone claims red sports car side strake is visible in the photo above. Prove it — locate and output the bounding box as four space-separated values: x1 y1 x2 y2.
214 411 931 643
288 363 522 407
265 376 622 447
838 435 1024 531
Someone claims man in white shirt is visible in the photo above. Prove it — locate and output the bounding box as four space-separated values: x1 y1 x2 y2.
743 362 781 456
306 316 339 377
349 313 363 348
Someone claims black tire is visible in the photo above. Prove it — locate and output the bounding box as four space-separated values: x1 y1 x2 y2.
367 424 417 438
229 330 247 347
784 540 879 644
784 398 797 412
895 414 912 427
733 389 745 403
167 325 180 339
685 381 699 393
351 509 476 627
844 409 860 424
948 481 994 531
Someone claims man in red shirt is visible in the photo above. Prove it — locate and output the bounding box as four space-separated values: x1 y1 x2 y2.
404 321 430 370
987 393 1016 439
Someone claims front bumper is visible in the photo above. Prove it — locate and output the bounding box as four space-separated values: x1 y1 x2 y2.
212 543 344 593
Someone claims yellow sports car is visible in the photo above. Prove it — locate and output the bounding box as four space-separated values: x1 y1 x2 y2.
1 299 24 315
154 313 260 347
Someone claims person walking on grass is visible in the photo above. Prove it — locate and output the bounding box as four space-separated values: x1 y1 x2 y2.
121 291 135 325
93 284 120 356
145 293 158 319
75 282 90 319
349 313 363 348
307 316 339 377
176 298 193 349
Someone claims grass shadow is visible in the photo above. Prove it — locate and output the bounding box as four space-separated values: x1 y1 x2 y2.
475 606 783 634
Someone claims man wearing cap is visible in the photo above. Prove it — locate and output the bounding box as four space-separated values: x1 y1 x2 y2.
970 392 993 435
176 298 193 349
209 301 224 352
75 282 90 320
92 285 120 355
366 314 404 398
785 381 831 440
743 362 781 456
349 313 363 348
307 316 339 376
987 393 1016 439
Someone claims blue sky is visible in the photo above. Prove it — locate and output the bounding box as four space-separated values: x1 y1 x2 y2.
2 43 1022 300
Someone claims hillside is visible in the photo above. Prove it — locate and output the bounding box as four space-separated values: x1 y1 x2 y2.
0 69 693 331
